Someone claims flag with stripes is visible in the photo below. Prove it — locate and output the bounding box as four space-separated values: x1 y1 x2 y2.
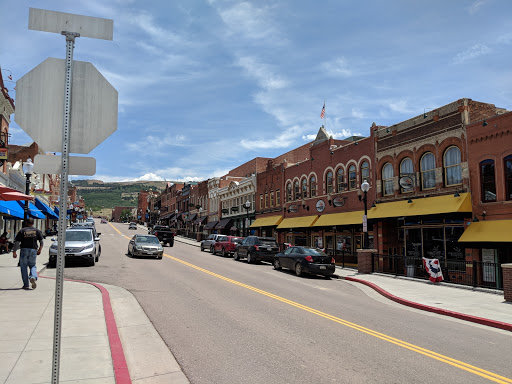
320 103 325 119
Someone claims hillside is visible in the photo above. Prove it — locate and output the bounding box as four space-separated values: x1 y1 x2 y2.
72 180 169 211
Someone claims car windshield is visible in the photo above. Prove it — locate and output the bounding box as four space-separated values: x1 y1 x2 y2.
136 236 160 244
217 236 228 242
258 239 277 246
231 238 243 243
66 231 92 242
303 248 327 256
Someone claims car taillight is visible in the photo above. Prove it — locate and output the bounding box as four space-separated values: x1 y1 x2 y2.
154 232 158 237
331 257 336 264
305 256 313 262
254 245 259 251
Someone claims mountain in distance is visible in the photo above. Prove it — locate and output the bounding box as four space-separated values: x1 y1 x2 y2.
72 179 170 211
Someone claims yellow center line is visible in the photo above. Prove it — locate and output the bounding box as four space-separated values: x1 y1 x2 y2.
162 251 512 384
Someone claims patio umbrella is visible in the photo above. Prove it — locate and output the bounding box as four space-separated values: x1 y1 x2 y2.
0 186 18 194
0 191 34 201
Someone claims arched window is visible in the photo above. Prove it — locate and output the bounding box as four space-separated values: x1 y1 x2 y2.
264 191 268 208
336 168 345 192
420 152 436 190
400 158 414 193
310 176 317 197
505 155 512 201
286 182 292 202
480 159 496 202
382 163 394 196
444 146 462 186
294 180 299 200
361 161 370 183
326 171 333 194
301 178 307 199
349 165 357 189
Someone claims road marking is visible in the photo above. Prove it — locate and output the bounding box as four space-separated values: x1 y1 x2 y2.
162 252 512 384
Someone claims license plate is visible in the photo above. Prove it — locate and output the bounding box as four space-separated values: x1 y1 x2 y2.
320 266 326 270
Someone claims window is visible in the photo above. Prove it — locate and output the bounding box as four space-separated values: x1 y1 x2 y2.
336 168 345 192
480 159 496 202
301 178 307 199
349 165 357 189
276 189 281 205
444 146 462 186
505 155 512 201
310 176 317 197
421 152 436 190
270 190 275 207
361 161 370 183
400 158 414 193
286 182 292 202
264 192 268 208
294 180 299 200
382 163 394 196
326 171 333 194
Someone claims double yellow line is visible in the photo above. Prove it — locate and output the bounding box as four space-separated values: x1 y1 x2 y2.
164 253 512 384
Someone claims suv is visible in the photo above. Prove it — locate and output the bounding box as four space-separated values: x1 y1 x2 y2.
48 227 101 267
213 236 244 257
234 236 279 264
200 234 223 253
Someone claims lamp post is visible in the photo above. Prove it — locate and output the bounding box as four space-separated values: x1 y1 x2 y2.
22 158 34 221
361 180 370 249
243 200 251 237
175 209 178 231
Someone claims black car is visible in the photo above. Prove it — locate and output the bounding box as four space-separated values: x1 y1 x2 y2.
273 246 336 277
233 236 279 264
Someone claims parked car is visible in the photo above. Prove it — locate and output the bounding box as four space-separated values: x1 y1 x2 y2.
234 236 280 263
149 225 174 246
213 236 244 257
273 246 336 277
200 234 223 253
128 222 137 230
101 218 108 224
48 227 101 267
127 234 164 259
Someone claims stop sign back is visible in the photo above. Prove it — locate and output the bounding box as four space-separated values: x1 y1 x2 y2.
15 57 118 154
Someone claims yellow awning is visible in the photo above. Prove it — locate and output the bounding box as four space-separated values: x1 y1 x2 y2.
313 210 364 227
458 220 512 243
368 192 472 219
250 215 283 228
277 215 319 229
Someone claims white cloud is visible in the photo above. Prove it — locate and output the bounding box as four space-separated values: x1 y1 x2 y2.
302 129 362 141
240 125 304 150
351 108 365 119
387 100 414 114
321 57 352 77
452 43 490 64
467 0 486 14
498 33 512 45
126 134 187 152
236 56 288 90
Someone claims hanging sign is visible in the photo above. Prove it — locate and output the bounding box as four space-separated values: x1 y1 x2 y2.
316 199 325 212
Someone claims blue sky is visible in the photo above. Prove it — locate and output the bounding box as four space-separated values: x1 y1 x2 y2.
2 0 512 182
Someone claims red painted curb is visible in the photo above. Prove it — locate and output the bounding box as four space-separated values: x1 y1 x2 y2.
40 276 132 383
343 276 512 332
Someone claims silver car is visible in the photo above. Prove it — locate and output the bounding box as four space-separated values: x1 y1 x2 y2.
48 228 101 267
127 234 164 259
200 234 223 253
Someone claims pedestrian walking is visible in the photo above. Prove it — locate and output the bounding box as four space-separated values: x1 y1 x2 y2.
12 218 44 290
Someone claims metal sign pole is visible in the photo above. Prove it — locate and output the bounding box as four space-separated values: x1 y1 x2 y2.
53 31 79 384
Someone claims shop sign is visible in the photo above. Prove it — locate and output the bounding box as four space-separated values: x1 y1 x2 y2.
316 199 325 212
332 196 345 207
288 204 298 213
399 175 414 191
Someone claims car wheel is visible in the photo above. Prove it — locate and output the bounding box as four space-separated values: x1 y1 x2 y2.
273 259 282 270
201 244 204 252
48 259 56 268
97 244 102 257
247 252 254 264
221 248 226 257
295 262 303 277
212 247 217 255
210 245 214 253
170 241 174 247
233 250 240 261
90 256 96 267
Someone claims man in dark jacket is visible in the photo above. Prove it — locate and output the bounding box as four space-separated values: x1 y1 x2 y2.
13 218 44 290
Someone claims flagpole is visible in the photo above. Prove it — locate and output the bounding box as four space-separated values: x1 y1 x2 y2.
324 100 326 131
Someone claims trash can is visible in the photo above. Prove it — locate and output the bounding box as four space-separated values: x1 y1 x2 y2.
406 265 415 277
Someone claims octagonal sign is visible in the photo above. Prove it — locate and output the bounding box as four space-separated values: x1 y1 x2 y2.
15 58 118 154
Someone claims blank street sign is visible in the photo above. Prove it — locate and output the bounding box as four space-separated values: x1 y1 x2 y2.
29 8 113 40
33 154 96 176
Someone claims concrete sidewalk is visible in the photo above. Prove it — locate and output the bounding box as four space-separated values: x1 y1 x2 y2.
175 235 512 331
0 236 189 384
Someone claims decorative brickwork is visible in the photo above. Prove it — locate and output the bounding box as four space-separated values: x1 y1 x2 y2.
503 264 512 302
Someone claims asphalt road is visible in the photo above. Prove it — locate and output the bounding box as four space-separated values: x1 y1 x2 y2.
48 221 512 384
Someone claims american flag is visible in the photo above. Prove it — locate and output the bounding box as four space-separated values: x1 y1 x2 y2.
320 103 325 119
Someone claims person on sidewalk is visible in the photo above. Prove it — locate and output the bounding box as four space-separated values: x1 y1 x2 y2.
12 218 44 290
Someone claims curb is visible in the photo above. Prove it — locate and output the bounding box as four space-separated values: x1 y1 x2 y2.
40 276 132 383
343 276 512 332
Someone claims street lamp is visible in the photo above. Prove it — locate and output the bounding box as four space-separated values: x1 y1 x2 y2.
243 200 251 237
22 158 34 220
360 180 370 249
175 209 178 230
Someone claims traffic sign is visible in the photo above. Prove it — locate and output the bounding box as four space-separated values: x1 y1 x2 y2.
15 58 118 154
34 154 96 175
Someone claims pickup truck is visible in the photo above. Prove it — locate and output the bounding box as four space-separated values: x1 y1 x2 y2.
150 225 174 246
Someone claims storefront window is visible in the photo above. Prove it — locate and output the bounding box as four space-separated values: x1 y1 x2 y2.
336 235 352 253
422 227 444 259
445 227 465 261
405 228 422 258
314 236 323 249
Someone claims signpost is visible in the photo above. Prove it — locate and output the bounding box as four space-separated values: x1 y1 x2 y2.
14 8 116 384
